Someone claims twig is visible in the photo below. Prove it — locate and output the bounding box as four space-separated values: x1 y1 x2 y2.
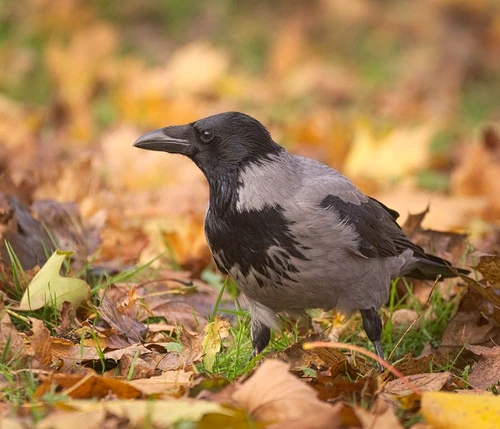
303 341 422 395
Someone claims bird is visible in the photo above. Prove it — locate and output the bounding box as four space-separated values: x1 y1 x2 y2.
133 111 468 366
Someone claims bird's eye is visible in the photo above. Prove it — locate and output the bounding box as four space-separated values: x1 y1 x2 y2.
200 130 214 143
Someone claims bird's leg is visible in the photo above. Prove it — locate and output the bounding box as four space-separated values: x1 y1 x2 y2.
359 308 385 371
250 319 271 359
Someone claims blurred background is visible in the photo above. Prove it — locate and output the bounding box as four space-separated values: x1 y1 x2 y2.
1 0 500 272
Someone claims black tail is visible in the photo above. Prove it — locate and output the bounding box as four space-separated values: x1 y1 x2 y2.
406 253 469 281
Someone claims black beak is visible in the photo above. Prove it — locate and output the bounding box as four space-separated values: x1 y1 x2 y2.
133 125 191 155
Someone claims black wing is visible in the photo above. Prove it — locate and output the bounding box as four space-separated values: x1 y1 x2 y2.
320 195 422 258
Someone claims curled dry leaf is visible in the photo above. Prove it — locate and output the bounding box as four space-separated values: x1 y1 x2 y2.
128 370 194 397
383 372 454 398
117 354 155 380
273 335 346 371
439 288 500 364
393 354 449 376
35 373 142 400
98 285 147 344
466 345 500 391
29 318 53 368
0 196 54 270
233 359 341 428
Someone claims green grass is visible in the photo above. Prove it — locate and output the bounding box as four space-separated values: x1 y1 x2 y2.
191 270 464 381
339 277 461 363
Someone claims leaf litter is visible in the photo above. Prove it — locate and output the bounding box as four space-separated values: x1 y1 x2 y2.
1 1 500 428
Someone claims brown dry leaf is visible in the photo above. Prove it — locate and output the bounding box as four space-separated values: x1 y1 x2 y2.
353 398 403 429
474 254 500 287
383 372 454 397
116 354 155 380
402 208 469 266
128 370 193 396
312 375 378 404
202 316 231 372
101 344 151 362
451 125 500 219
0 303 26 364
373 185 486 232
466 345 500 390
273 335 346 370
30 318 53 367
145 300 208 333
157 328 204 372
38 408 106 429
0 196 54 270
35 373 142 399
233 359 341 428
440 288 500 363
394 354 449 376
391 309 420 331
98 286 147 344
31 199 101 269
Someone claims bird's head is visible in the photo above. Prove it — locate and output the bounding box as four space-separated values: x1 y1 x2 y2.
133 112 283 176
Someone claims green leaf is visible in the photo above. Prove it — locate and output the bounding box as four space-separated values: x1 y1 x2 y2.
17 250 90 311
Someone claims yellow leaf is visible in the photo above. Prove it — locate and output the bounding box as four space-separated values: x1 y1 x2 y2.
169 42 230 95
18 250 90 311
421 391 500 429
202 317 231 372
344 123 435 185
42 399 233 429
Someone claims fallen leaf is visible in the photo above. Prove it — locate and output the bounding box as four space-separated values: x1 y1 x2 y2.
29 318 53 367
312 375 378 403
394 354 449 376
116 354 155 380
35 373 142 399
273 335 347 371
0 302 26 364
202 316 230 372
168 42 230 96
344 123 434 186
353 398 403 429
451 125 500 220
128 370 193 396
474 254 500 287
45 399 233 428
98 285 147 344
18 250 90 311
383 372 454 397
0 196 54 270
466 345 500 390
439 288 500 364
233 359 341 428
421 391 500 429
38 408 106 429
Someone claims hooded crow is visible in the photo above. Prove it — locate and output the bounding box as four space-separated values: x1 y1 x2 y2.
134 111 468 365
